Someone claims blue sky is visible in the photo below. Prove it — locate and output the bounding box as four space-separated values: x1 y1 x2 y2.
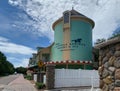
0 0 120 67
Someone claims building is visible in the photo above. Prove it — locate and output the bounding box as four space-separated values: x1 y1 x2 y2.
28 8 95 70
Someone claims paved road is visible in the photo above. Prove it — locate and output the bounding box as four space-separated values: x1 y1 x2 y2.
2 75 37 91
0 75 19 91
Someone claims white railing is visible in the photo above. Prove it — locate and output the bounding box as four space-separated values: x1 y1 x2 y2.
55 69 99 88
43 75 46 84
33 74 37 82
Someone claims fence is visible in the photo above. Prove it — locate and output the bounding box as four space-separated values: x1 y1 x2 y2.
55 69 99 88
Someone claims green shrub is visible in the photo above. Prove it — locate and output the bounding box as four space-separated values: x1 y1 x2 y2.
24 75 32 80
35 82 45 89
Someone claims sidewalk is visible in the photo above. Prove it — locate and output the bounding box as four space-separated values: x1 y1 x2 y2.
2 74 37 91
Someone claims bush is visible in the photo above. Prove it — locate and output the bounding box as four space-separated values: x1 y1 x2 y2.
35 82 45 89
24 75 32 80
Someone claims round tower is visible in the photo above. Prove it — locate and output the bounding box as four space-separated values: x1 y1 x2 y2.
51 9 95 69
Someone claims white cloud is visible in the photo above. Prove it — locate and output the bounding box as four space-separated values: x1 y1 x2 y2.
0 37 36 55
0 37 36 67
15 58 29 67
8 0 120 43
8 57 29 67
0 36 9 42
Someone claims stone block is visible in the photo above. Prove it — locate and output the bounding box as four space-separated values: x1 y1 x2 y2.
114 87 120 91
104 62 109 68
102 84 109 91
99 60 102 66
98 65 104 75
103 76 113 84
106 52 112 59
108 83 114 90
108 67 115 72
114 57 120 68
110 46 115 54
114 51 120 57
102 57 109 64
100 80 104 89
108 56 116 66
115 44 120 51
99 56 102 62
115 80 120 87
102 69 109 78
115 69 120 80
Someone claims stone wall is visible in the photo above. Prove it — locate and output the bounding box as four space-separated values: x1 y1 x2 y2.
95 37 120 91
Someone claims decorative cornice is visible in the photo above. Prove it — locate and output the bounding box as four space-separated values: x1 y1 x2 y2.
52 16 95 30
44 60 92 65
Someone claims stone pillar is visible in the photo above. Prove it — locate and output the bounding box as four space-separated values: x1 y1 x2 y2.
46 64 55 89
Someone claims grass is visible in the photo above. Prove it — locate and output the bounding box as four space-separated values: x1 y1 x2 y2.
35 82 45 89
24 75 32 80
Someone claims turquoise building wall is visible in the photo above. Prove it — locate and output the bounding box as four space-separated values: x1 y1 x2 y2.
51 19 93 62
51 22 63 61
70 20 92 61
51 10 94 65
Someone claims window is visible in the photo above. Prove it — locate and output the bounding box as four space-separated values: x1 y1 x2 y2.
42 54 50 62
63 11 70 24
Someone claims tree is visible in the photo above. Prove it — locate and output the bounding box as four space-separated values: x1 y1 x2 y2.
5 61 15 74
94 38 106 45
0 51 15 76
15 67 27 75
108 28 120 39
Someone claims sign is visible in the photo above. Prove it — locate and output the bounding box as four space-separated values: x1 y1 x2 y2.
55 38 86 51
38 61 44 68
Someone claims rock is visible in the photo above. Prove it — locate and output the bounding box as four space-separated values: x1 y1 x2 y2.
115 80 120 87
105 48 109 54
108 56 116 66
115 44 120 51
100 80 104 89
106 52 112 59
115 69 120 80
99 61 102 66
110 46 115 54
102 69 109 78
98 65 104 75
108 67 115 76
104 62 109 68
114 51 120 57
114 57 120 68
109 51 114 56
108 67 115 72
102 57 109 64
99 56 102 66
99 50 104 56
102 84 109 91
108 71 113 76
108 83 114 90
103 76 113 84
114 87 120 91
99 56 102 62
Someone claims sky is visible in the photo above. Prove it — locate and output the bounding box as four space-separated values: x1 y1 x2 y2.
0 0 120 67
